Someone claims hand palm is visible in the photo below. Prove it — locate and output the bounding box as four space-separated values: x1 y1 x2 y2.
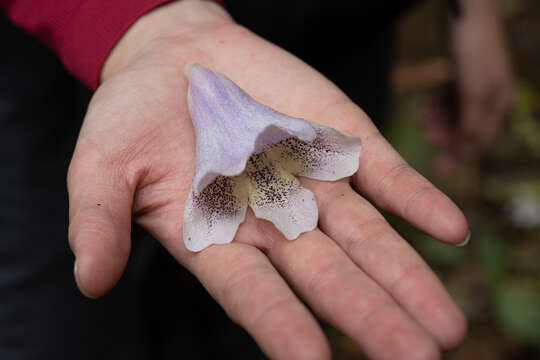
68 23 468 360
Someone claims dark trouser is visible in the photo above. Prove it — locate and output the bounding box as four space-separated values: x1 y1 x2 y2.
0 1 407 357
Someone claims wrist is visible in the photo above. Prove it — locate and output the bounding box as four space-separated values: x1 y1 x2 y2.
101 0 233 83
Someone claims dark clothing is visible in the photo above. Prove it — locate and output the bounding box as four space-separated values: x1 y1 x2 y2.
0 1 418 358
227 0 420 125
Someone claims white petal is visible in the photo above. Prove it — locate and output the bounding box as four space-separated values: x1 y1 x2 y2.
245 152 318 240
183 176 248 252
266 122 361 181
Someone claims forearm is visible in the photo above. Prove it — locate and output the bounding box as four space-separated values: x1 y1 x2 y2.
447 0 514 99
449 0 499 19
440 0 515 158
448 0 508 51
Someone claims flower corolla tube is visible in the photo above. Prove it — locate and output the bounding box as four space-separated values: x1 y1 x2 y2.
183 64 361 252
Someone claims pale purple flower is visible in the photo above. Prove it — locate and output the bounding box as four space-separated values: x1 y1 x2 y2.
183 64 361 252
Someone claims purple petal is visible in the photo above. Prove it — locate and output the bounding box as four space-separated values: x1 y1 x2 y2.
186 64 316 194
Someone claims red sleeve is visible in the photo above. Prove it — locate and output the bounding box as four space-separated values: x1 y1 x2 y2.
1 0 224 90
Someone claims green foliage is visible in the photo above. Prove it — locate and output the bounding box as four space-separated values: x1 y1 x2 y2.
416 234 464 267
509 83 540 157
501 0 529 18
385 94 435 175
476 230 507 289
495 282 540 347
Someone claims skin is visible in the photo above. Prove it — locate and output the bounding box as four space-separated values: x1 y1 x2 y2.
67 1 469 359
423 0 515 176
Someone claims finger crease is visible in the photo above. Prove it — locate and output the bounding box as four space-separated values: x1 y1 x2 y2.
342 217 389 255
353 300 397 338
250 297 297 329
374 162 411 208
388 262 426 295
403 185 437 220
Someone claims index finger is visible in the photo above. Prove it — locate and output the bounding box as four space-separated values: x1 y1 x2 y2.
354 130 469 245
317 102 469 246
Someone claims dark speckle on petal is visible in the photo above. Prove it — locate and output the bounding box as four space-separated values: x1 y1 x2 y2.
193 176 243 229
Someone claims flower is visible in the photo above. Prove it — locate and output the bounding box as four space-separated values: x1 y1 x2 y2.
183 64 361 252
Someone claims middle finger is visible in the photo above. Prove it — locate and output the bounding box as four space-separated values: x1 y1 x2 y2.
305 178 467 350
249 218 440 360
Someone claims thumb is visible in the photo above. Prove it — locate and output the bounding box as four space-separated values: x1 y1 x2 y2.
67 149 134 298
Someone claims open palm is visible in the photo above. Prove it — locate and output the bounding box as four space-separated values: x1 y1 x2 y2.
67 2 468 359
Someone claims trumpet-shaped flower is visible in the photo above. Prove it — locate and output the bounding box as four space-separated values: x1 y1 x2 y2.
183 64 361 252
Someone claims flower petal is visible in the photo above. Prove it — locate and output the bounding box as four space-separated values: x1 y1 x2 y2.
186 64 317 194
266 123 362 181
244 152 318 240
183 175 248 252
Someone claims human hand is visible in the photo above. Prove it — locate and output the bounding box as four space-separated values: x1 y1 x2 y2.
67 1 469 359
423 0 515 176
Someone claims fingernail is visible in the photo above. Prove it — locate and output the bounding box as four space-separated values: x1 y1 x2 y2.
73 260 79 284
456 230 471 247
73 260 84 294
73 260 96 298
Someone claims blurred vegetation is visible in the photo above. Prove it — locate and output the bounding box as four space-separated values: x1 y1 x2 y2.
327 0 540 359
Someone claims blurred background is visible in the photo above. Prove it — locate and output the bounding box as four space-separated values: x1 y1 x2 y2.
325 0 540 359
1 0 538 359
